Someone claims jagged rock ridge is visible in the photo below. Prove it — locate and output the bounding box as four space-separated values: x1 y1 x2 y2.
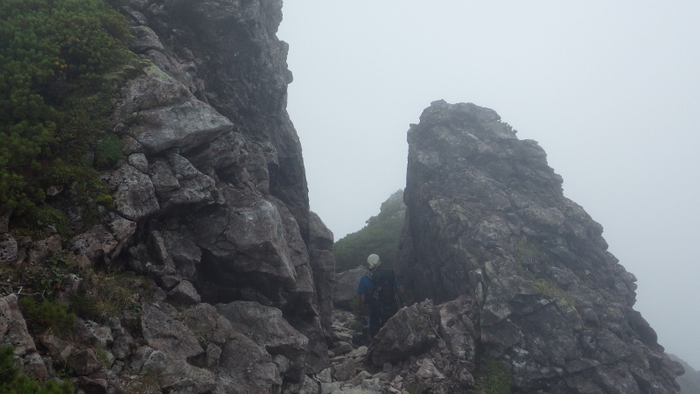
391 100 684 392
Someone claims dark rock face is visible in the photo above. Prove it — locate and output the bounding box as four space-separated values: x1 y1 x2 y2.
397 100 683 392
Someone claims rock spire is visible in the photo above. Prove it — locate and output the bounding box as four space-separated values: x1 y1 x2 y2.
395 100 683 392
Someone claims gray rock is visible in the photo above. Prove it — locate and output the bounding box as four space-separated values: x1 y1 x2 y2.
181 303 235 346
272 354 290 374
22 352 49 381
129 25 164 54
319 382 342 394
0 233 18 263
333 341 353 356
157 153 220 207
126 100 232 154
216 332 282 393
0 295 39 357
370 301 438 366
114 64 193 121
298 374 320 394
73 319 113 348
216 301 308 378
69 225 118 267
28 234 62 263
167 280 201 304
333 358 356 381
128 152 149 173
361 378 384 392
105 163 159 221
437 296 477 361
130 346 154 372
308 211 336 333
159 275 181 291
141 302 203 360
70 349 103 376
126 0 150 12
192 187 300 290
111 334 134 360
158 359 216 394
333 266 364 311
122 5 148 25
38 335 73 363
161 229 201 279
149 158 180 195
348 370 372 387
105 214 138 254
141 349 167 375
205 343 222 368
78 376 109 394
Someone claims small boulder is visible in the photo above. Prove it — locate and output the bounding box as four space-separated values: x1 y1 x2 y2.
0 234 18 263
70 349 103 376
167 280 201 304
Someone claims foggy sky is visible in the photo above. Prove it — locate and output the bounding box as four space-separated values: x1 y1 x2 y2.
278 1 700 369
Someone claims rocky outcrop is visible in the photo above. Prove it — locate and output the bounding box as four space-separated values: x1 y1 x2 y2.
395 100 683 392
0 0 335 392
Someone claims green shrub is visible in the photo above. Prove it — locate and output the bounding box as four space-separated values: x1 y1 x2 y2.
18 250 80 300
18 297 76 335
333 190 405 272
0 346 73 394
0 0 131 228
0 346 19 388
16 205 69 236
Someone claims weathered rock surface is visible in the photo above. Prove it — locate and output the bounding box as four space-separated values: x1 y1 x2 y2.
216 301 309 380
0 0 336 392
0 295 48 379
333 266 365 311
395 100 683 392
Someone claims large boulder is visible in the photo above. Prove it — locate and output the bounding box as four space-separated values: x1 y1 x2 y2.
192 187 302 296
333 267 365 311
141 302 204 361
216 332 283 393
216 301 308 380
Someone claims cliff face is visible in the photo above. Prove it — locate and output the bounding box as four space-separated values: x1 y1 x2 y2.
393 100 683 392
118 0 338 361
0 0 335 392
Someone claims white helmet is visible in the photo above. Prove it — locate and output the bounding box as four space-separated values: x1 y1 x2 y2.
367 254 381 270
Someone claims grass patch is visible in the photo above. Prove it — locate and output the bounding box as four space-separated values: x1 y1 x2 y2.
473 358 512 394
69 271 148 323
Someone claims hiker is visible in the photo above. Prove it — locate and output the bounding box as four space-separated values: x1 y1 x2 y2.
357 254 403 340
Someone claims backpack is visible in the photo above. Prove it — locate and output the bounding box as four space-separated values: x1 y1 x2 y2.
369 268 398 316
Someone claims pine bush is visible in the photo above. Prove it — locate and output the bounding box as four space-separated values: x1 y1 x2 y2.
0 0 130 229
